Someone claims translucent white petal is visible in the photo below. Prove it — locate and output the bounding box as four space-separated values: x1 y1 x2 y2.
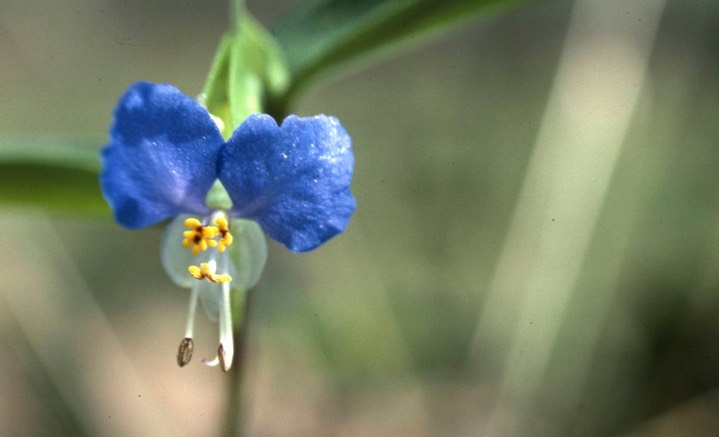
160 214 202 288
198 274 221 321
228 219 268 291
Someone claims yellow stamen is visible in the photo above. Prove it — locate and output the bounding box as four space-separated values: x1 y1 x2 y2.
182 218 219 255
188 263 232 283
215 217 233 252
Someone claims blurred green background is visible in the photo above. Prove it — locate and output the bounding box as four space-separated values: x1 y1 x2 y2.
2 0 719 435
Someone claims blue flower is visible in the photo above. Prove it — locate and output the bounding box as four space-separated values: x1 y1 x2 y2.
100 81 356 370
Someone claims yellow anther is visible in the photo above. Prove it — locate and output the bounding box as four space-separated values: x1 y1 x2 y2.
188 263 232 284
184 217 201 228
215 217 233 252
182 218 219 255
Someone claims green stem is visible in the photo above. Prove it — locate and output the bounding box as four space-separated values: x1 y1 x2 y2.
232 0 245 30
224 287 254 437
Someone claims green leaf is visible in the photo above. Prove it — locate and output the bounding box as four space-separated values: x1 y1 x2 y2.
0 137 106 215
271 0 536 106
202 14 290 131
202 34 233 137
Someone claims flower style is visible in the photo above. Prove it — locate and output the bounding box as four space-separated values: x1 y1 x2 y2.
100 81 355 371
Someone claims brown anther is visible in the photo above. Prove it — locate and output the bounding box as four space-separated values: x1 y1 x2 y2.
177 337 194 367
218 344 228 372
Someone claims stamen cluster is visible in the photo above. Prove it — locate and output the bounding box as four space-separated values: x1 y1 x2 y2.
178 212 236 371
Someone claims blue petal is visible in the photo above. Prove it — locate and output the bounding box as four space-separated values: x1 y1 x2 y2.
219 114 356 252
100 82 223 229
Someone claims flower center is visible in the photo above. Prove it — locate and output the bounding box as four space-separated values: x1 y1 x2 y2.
182 217 219 255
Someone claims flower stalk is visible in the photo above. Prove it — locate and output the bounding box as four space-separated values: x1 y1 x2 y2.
224 286 252 436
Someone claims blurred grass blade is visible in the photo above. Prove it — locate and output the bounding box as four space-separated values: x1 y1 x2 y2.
0 138 107 215
271 0 535 106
